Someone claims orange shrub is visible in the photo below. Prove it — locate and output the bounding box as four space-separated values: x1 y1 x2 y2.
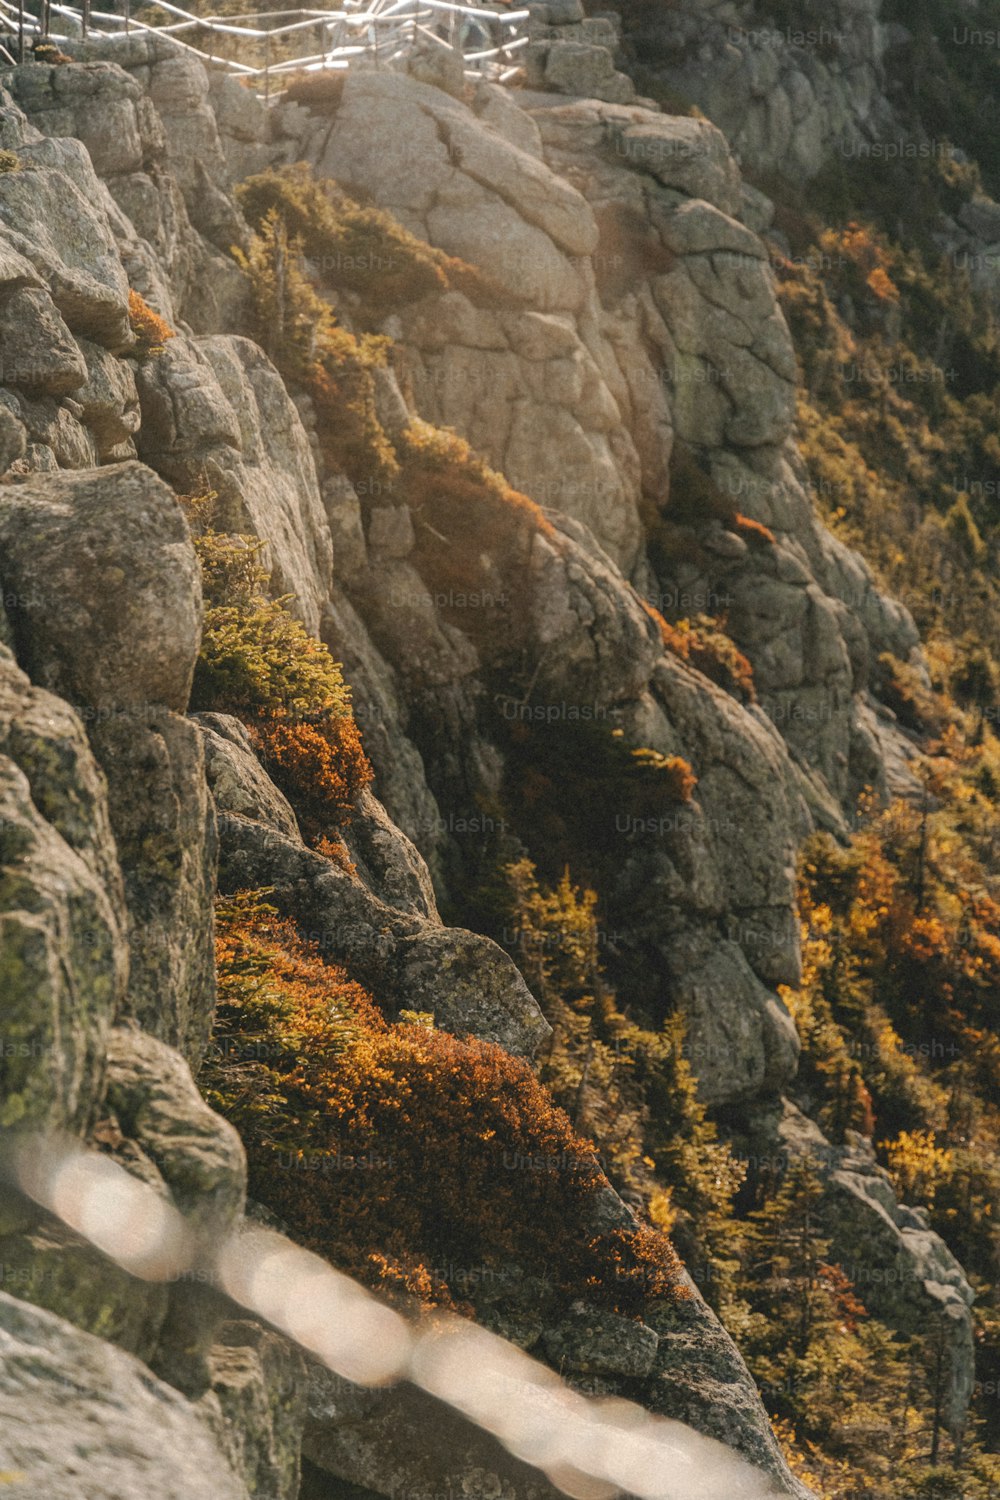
642 600 689 657
128 289 175 354
204 894 686 1315
313 834 358 876
400 419 555 541
248 713 372 840
643 603 756 704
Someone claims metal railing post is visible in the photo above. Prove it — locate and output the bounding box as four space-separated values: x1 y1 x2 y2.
123 0 130 35
264 27 270 98
16 0 23 62
81 0 90 39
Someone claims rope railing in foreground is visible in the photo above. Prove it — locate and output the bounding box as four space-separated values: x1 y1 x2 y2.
0 0 531 87
1 1134 785 1500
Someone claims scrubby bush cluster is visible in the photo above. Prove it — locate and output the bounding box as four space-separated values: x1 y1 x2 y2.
644 603 756 704
487 858 984 1498
237 163 496 311
765 160 1000 688
203 891 685 1314
182 495 372 837
234 168 524 533
236 210 398 485
774 735 1000 1486
494 858 745 1307
128 289 175 355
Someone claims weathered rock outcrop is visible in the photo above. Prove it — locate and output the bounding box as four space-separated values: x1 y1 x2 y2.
0 27 982 1498
243 68 922 839
0 647 126 1133
523 0 638 106
0 462 216 1063
200 712 550 1059
134 335 333 634
4 49 248 333
0 1293 249 1500
615 0 893 181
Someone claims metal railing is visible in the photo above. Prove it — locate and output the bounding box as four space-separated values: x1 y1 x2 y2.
0 0 531 89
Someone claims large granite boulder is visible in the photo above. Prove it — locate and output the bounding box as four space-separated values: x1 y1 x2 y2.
0 648 127 1133
0 461 201 713
0 1292 250 1500
0 462 216 1063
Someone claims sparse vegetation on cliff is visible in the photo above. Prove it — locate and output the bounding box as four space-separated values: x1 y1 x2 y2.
204 890 687 1315
237 162 495 311
183 494 372 835
128 288 175 355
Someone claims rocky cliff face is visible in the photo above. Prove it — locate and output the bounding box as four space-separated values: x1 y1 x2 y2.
611 0 893 181
0 19 978 1499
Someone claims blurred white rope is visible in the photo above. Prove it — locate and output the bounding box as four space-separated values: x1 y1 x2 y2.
1 1134 784 1500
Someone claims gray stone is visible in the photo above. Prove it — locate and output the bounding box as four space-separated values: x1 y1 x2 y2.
305 1368 561 1500
208 1320 308 1500
0 461 201 715
193 712 302 842
740 181 775 235
543 42 636 106
216 814 550 1060
0 286 87 396
956 196 1000 243
323 474 368 582
104 1025 246 1241
0 401 26 471
0 1292 249 1500
0 650 127 1133
367 504 416 559
91 710 218 1067
0 1211 168 1361
628 0 889 182
405 42 467 101
342 788 439 919
0 163 131 347
529 0 584 23
611 115 741 215
542 1303 659 1376
134 336 332 634
646 1276 812 1498
74 337 141 459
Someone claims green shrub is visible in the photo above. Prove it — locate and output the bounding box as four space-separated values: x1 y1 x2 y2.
192 595 351 721
185 523 351 721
